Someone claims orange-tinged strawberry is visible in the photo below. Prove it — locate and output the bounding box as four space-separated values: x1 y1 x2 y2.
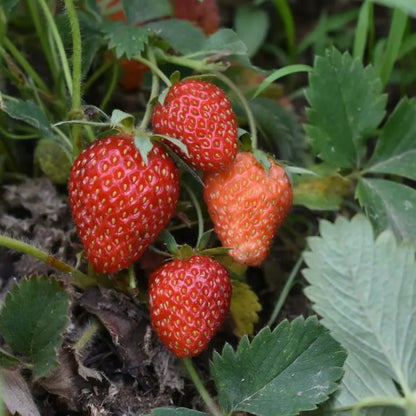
148 255 232 357
152 80 238 172
203 152 293 266
68 135 179 274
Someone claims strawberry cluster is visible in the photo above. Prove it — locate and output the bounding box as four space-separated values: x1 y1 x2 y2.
68 79 292 357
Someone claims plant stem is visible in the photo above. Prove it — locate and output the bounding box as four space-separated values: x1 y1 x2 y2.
182 358 223 416
271 0 296 62
0 234 96 289
83 59 113 92
353 0 372 60
211 71 258 149
182 182 204 248
351 396 406 416
100 62 120 110
139 48 160 130
3 37 49 92
38 0 73 95
134 54 172 87
267 256 303 327
65 0 83 157
27 0 59 86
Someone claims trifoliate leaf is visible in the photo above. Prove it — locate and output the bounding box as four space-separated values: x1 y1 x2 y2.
0 276 69 378
101 21 149 59
303 214 416 393
366 97 416 180
305 48 386 168
230 281 261 337
211 316 346 416
356 178 416 245
0 98 53 138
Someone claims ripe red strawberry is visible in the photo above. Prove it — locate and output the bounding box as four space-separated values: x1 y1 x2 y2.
68 135 179 274
203 152 293 266
148 255 232 357
152 80 238 172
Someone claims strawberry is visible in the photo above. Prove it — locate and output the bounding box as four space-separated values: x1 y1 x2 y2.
203 152 292 266
148 255 232 357
68 135 179 274
152 80 238 172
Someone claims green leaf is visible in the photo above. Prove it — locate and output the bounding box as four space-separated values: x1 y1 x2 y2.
370 0 416 16
110 109 135 130
146 408 209 416
305 48 386 168
303 214 416 393
101 21 150 59
249 98 310 165
2 0 19 17
123 0 172 25
0 99 53 138
234 6 269 57
203 28 248 57
211 316 346 416
356 178 416 245
366 97 416 180
0 276 69 378
145 19 206 55
0 348 21 369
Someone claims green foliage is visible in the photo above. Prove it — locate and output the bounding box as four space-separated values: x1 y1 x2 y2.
371 0 416 16
211 316 346 416
0 276 69 378
305 48 386 168
122 0 172 25
0 348 21 369
356 178 416 245
0 99 53 138
365 97 416 180
234 5 269 57
101 21 150 59
303 214 416 412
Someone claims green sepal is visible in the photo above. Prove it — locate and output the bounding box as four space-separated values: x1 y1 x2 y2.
151 134 190 157
159 230 179 255
110 109 135 132
252 148 272 175
134 133 153 165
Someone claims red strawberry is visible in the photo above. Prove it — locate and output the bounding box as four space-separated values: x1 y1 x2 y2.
203 152 292 266
152 80 238 172
68 135 179 274
148 255 232 357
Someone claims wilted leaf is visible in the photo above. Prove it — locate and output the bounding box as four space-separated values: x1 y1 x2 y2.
366 97 416 180
211 316 346 416
303 214 416 394
305 48 386 167
356 178 416 245
0 369 41 416
293 167 350 211
0 276 69 378
230 281 261 337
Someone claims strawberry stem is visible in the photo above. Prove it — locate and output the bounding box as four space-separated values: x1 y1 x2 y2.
0 234 96 289
133 53 172 87
267 255 303 327
73 318 101 353
139 47 160 130
182 182 204 248
182 358 223 416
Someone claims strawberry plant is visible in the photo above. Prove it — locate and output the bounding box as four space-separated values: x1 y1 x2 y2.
0 0 416 415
